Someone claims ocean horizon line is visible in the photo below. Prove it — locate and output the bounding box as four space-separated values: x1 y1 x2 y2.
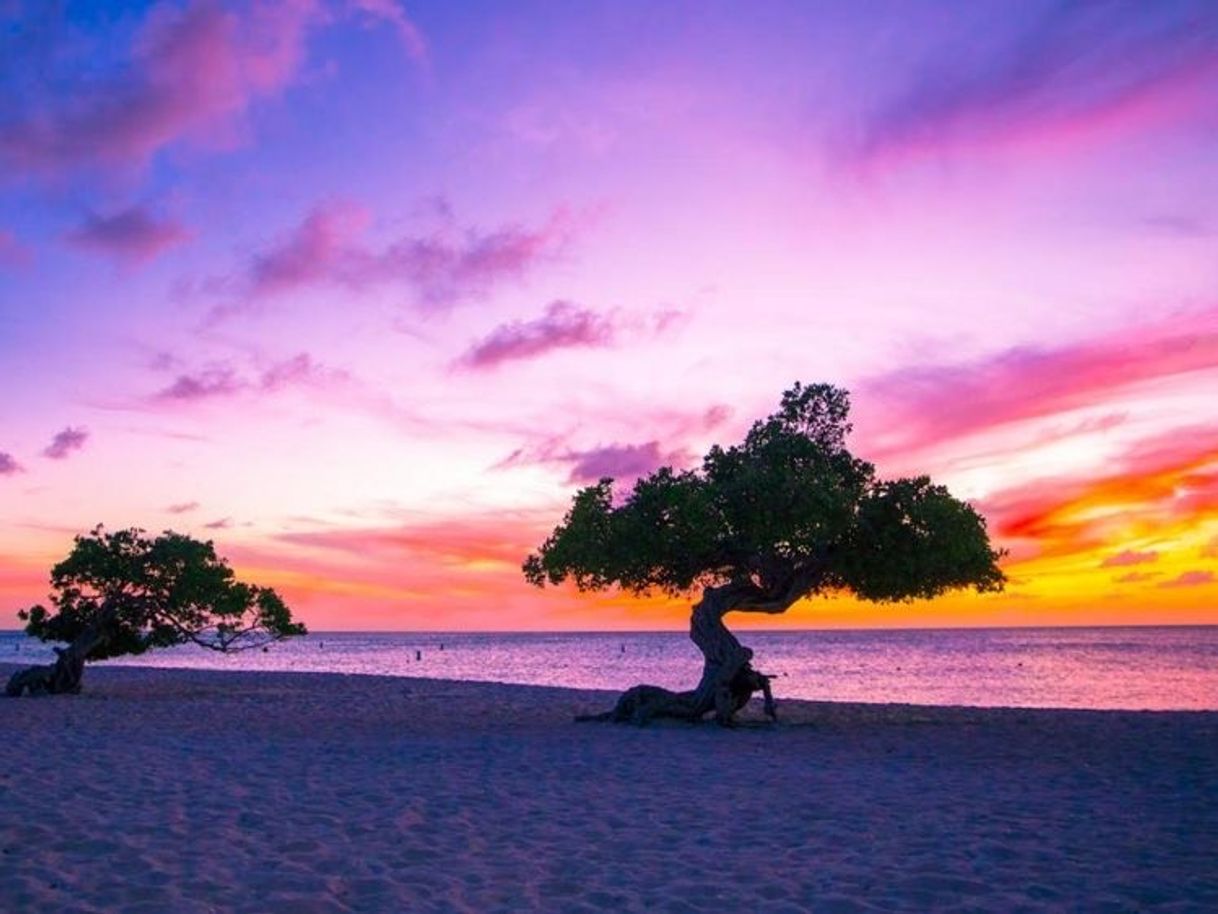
4 621 1217 636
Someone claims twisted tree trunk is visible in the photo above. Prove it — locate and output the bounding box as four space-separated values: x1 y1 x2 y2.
5 604 114 697
577 582 781 726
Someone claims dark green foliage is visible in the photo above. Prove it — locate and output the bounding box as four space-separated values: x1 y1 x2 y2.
20 526 305 660
525 382 1005 605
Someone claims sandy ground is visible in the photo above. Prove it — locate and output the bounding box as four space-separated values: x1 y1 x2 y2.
0 665 1215 914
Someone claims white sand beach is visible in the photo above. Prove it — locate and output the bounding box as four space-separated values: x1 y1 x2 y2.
1 665 1215 913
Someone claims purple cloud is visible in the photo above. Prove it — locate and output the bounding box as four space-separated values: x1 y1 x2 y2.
249 200 371 296
0 0 329 178
1158 570 1216 588
350 0 429 63
857 304 1218 456
42 426 88 460
65 206 190 264
258 353 336 392
857 2 1218 162
153 353 344 403
166 501 200 514
1100 549 1159 568
565 441 680 485
458 300 615 370
228 201 574 311
0 452 22 475
155 366 244 402
204 518 233 530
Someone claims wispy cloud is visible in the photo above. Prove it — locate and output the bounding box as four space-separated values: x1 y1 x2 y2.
204 517 233 530
457 301 683 371
860 304 1218 456
0 452 22 475
1100 549 1158 568
0 0 426 181
1159 570 1215 588
166 501 200 514
0 0 327 177
856 1 1218 163
976 424 1218 562
248 200 371 296
153 353 344 403
216 200 575 314
41 426 88 460
563 441 683 485
349 0 428 64
457 300 614 369
155 366 244 402
1113 571 1161 584
65 206 190 264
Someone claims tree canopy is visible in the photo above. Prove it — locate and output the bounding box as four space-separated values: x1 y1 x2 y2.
20 525 305 660
525 382 1005 610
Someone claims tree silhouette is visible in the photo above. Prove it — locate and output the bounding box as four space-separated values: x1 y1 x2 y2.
525 383 1005 725
7 526 305 696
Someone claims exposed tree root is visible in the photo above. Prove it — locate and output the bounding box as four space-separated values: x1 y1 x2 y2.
577 582 782 726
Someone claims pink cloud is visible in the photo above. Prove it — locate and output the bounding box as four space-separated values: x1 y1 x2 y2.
41 426 88 460
65 206 190 264
458 300 615 370
249 200 371 295
972 424 1218 563
0 452 22 475
1159 570 1216 589
350 0 428 64
166 501 200 514
1100 550 1159 568
376 209 575 308
0 0 326 177
564 441 685 485
1113 571 1161 584
857 4 1218 165
859 304 1218 455
228 201 574 310
204 517 233 530
156 366 244 402
153 353 345 403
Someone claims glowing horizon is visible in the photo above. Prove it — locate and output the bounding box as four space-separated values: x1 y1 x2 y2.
2 1 1217 631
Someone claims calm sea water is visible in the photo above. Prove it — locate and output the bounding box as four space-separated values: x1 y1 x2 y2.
1 627 1214 711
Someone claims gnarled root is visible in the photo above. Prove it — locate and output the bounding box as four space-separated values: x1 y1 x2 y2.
576 661 776 726
5 646 87 697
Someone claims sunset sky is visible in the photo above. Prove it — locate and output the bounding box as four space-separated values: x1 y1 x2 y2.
2 0 1217 630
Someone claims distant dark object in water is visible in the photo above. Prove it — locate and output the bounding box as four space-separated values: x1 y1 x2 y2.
262 647 268 653
416 649 422 661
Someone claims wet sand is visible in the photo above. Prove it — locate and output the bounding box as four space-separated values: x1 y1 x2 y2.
1 664 1215 913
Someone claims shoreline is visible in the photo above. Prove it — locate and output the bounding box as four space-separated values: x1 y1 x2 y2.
2 664 1215 912
9 660 1218 718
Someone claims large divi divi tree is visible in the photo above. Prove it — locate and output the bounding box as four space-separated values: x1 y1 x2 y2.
524 383 1005 725
7 526 305 696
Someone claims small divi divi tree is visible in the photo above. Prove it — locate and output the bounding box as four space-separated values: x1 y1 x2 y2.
525 383 1005 726
6 526 305 696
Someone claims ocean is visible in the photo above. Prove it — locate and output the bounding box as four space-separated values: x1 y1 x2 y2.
1 626 1215 711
